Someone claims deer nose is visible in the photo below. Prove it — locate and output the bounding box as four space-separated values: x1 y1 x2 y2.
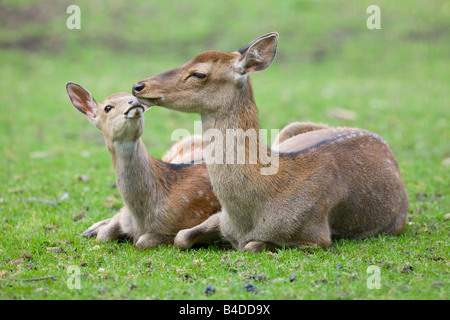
128 98 142 108
132 82 145 95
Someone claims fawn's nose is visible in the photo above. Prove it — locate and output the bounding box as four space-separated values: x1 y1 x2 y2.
132 82 145 96
128 98 142 108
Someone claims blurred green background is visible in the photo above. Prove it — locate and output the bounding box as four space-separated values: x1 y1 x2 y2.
0 0 448 299
1 0 449 158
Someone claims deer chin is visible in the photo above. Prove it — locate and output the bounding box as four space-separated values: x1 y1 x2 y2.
136 96 162 107
124 106 145 119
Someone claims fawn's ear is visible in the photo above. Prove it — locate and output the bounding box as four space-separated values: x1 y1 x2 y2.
66 82 98 120
237 32 278 75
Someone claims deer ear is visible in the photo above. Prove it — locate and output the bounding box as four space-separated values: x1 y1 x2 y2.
237 32 278 75
66 82 98 120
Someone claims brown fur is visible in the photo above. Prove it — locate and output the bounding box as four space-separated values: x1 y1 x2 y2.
271 122 330 150
66 82 220 249
162 134 204 164
132 32 409 252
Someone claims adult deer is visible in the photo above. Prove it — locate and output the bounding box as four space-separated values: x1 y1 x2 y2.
66 83 221 249
132 33 409 252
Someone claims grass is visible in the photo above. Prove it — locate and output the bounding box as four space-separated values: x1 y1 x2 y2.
0 0 449 300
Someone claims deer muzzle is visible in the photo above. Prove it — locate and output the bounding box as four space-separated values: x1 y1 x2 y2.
124 99 145 118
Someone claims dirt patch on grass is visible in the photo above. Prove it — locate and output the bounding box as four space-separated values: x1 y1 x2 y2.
0 1 69 52
404 24 450 42
0 1 69 28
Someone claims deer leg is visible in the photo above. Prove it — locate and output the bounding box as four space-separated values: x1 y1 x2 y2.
87 212 127 242
242 241 278 253
135 233 174 250
174 213 222 250
81 218 112 238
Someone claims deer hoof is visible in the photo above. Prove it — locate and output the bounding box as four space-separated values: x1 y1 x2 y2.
174 229 194 250
242 241 276 253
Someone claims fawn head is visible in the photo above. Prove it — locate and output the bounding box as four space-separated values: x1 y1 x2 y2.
132 32 278 115
66 82 150 143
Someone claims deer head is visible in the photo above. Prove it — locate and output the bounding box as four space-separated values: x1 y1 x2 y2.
67 82 151 143
132 32 278 116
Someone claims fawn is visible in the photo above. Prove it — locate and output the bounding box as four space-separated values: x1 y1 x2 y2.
66 82 221 249
132 32 409 252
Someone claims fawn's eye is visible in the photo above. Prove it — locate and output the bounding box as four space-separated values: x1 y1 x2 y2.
191 72 206 79
104 105 114 113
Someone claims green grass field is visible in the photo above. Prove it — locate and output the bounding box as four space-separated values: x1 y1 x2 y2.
0 0 448 300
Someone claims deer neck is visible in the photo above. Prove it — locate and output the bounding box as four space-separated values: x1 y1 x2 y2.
202 79 260 133
200 78 269 191
106 139 162 218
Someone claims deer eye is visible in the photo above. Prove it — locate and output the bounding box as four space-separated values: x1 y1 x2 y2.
104 105 114 113
191 72 206 79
